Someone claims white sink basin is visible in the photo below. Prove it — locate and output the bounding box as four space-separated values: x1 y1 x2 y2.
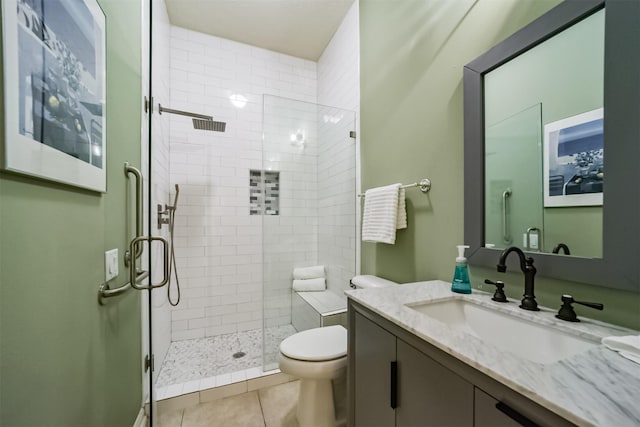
407 298 598 364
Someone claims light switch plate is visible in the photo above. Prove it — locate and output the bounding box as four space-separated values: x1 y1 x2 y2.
105 249 119 281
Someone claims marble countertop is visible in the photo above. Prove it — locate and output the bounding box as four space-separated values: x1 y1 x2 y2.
345 280 640 427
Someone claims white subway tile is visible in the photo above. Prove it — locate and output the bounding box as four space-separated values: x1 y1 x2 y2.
172 307 205 321
172 328 205 341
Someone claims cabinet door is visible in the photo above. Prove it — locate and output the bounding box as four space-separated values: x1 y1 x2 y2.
396 339 473 427
353 312 397 427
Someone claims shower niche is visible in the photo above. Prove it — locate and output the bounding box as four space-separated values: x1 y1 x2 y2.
250 170 280 216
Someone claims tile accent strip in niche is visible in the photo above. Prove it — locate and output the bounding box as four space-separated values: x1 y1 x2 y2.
250 170 280 215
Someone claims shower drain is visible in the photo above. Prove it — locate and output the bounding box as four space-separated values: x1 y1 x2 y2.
232 351 246 359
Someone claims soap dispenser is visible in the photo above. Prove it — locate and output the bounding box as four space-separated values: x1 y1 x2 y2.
451 245 471 294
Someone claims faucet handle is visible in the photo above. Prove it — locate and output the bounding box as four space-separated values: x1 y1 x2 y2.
555 294 604 322
484 279 508 303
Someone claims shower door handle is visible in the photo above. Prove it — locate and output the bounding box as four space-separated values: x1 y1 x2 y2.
129 236 170 290
124 162 144 265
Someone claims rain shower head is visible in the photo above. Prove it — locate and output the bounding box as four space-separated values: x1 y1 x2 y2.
158 104 226 132
193 118 226 132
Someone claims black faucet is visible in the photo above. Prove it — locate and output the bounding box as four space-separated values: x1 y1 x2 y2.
552 243 571 255
497 247 539 311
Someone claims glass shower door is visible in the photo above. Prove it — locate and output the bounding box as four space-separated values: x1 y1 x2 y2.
143 0 175 424
261 95 357 371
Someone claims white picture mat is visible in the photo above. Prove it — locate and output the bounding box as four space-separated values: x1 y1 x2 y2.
2 0 106 192
543 108 603 207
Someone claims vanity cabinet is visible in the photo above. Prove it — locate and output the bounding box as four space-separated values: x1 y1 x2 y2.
396 339 473 426
352 311 473 426
352 309 396 426
348 301 575 427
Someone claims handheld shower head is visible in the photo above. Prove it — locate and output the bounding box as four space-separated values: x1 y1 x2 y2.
172 184 180 210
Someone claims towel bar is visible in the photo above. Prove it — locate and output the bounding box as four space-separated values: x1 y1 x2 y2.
358 178 431 197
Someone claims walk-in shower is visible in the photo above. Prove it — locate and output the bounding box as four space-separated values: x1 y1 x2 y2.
150 95 357 393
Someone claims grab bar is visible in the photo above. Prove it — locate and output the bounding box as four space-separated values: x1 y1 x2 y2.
98 270 150 305
124 162 144 266
98 163 170 303
129 236 170 290
502 188 512 244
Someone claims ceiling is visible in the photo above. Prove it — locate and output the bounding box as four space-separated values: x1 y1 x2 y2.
164 0 355 61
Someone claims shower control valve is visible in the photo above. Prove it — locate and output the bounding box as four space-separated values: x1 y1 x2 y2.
157 204 171 229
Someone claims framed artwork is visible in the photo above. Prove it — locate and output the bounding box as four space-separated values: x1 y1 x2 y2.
2 0 106 192
543 108 603 207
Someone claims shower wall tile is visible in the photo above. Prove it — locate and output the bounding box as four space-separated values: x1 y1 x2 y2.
169 25 318 340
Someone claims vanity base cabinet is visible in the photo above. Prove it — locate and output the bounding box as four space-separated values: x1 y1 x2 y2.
351 311 473 427
396 339 473 426
353 310 396 427
348 301 576 427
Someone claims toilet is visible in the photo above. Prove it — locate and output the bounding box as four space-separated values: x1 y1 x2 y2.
278 275 398 427
279 325 347 427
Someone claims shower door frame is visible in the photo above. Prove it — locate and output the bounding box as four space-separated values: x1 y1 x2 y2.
141 0 158 423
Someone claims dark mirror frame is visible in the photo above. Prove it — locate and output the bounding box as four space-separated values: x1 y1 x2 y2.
464 0 640 292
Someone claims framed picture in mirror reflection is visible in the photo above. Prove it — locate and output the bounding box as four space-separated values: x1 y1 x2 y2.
543 108 603 207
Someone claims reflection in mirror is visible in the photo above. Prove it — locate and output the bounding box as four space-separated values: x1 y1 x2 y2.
485 104 542 250
483 9 604 259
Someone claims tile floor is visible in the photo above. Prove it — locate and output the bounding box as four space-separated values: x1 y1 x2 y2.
156 380 300 427
156 325 297 388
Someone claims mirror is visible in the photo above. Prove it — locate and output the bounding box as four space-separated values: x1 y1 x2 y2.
484 9 604 258
464 0 640 292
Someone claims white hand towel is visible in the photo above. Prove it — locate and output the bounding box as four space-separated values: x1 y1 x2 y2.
396 188 407 230
362 183 402 244
292 278 326 292
293 265 325 280
602 335 640 365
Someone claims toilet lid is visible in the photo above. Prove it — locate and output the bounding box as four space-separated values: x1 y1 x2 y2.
280 325 347 361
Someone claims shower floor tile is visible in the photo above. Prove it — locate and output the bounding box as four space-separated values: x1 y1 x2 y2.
156 325 297 388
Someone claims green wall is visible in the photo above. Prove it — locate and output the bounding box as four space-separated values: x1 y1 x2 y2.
359 0 640 330
0 1 144 426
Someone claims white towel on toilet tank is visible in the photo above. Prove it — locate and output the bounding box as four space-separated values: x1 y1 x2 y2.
292 278 326 291
293 265 325 280
362 183 405 244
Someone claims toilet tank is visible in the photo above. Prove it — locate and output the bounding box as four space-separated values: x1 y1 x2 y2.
349 275 398 289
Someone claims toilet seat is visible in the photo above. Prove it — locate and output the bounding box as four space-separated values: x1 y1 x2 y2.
280 325 347 361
